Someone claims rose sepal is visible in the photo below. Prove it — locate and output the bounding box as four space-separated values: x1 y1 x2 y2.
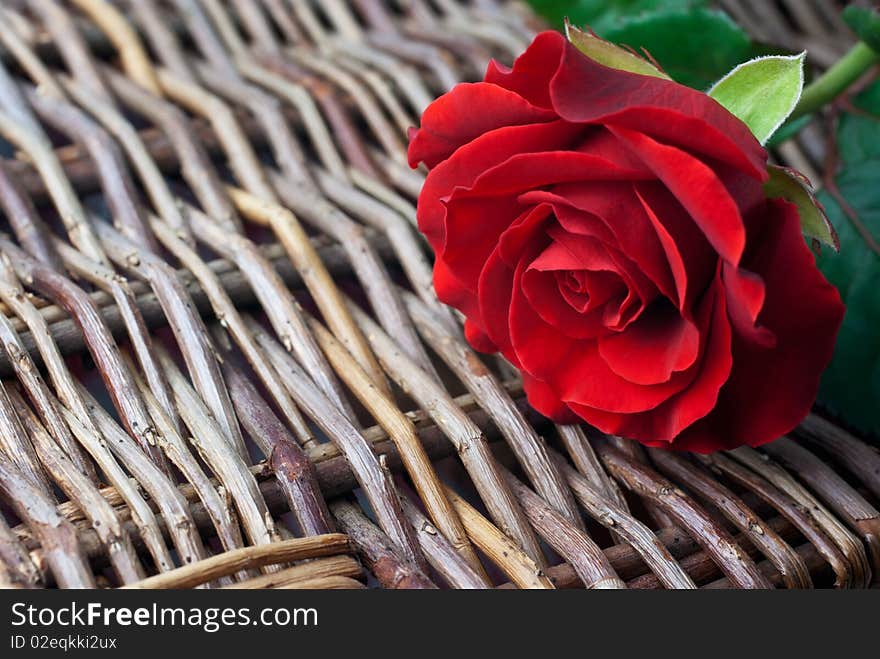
764 165 840 252
564 20 671 80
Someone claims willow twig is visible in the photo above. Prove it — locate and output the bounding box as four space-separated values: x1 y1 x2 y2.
0 380 52 499
330 500 436 589
798 414 880 500
58 399 177 575
698 451 854 588
223 555 363 590
156 345 281 554
0 287 96 482
763 438 880 574
11 389 144 585
124 534 350 589
245 317 426 571
94 222 247 461
404 291 582 529
226 186 388 402
71 386 207 571
149 215 313 446
649 449 812 589
596 443 771 589
551 449 695 589
122 354 247 562
0 451 94 589
0 513 40 588
728 446 871 588
501 465 624 589
222 359 335 537
0 162 64 271
556 424 629 513
444 487 554 589
344 298 545 567
306 313 483 577
398 494 490 589
0 239 169 471
52 240 179 436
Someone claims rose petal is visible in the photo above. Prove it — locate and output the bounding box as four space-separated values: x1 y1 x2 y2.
408 82 556 168
521 372 580 424
548 33 767 178
521 255 616 339
669 200 844 452
433 256 481 322
543 191 667 304
598 301 700 385
484 31 564 109
464 319 498 353
722 263 777 348
570 270 732 440
509 250 690 413
418 120 581 248
478 244 518 363
609 125 747 265
634 183 717 309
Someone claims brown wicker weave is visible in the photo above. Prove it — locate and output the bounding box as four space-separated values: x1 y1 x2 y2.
0 0 875 590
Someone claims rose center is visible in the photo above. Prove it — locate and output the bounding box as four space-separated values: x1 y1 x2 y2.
555 269 625 314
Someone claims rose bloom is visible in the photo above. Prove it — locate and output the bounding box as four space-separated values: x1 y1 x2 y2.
408 31 844 453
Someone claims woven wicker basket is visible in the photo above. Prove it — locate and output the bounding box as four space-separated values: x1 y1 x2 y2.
0 0 875 590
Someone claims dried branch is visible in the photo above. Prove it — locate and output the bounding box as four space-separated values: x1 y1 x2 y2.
10 388 145 585
226 186 387 403
0 450 94 588
595 443 771 589
763 438 880 574
149 215 313 446
728 446 871 587
398 494 490 589
156 345 281 554
0 513 40 588
245 317 426 571
551 449 695 589
122 354 247 560
444 487 554 589
94 221 248 461
343 298 545 567
501 465 624 589
306 313 483 577
0 238 169 471
697 451 854 588
221 359 335 537
70 385 207 570
330 500 435 589
223 555 363 590
0 279 97 482
648 449 812 589
798 414 880 500
404 291 582 529
124 534 350 589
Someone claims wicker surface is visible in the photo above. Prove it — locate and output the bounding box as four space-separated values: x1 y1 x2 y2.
0 0 876 590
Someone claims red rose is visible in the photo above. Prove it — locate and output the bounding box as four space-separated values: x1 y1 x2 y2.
408 31 844 453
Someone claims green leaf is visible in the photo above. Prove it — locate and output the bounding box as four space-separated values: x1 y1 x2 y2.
708 53 805 144
764 165 838 250
528 0 705 32
565 21 670 79
842 4 880 53
814 80 880 436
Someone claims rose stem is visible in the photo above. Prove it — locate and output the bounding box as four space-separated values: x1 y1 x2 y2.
791 42 880 120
